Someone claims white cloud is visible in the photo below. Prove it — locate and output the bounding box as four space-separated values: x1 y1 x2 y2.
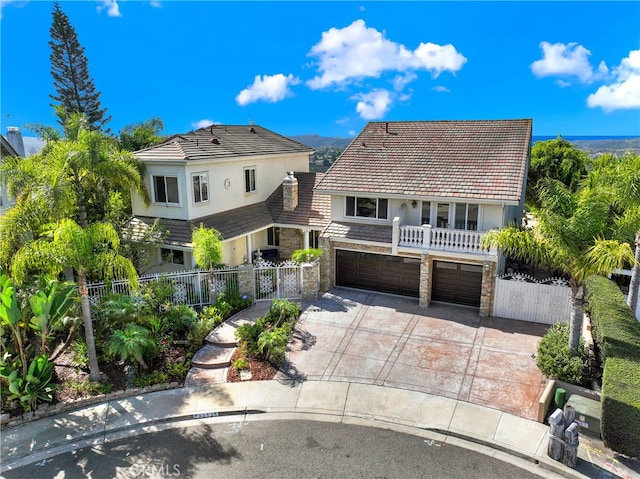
306 19 466 90
236 73 300 106
530 41 607 83
432 85 451 93
392 73 417 91
335 118 350 125
555 79 571 88
348 130 356 136
191 119 220 130
352 90 392 120
150 1 161 7
96 0 122 17
587 50 640 112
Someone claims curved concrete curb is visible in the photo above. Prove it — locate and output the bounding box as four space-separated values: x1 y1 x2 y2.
1 380 589 478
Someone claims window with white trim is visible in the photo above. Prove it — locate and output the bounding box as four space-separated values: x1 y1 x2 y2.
454 203 479 230
244 167 256 193
345 196 388 220
192 173 209 204
153 175 179 205
421 201 431 225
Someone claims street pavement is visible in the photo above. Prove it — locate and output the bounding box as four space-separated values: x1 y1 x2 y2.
2 289 639 478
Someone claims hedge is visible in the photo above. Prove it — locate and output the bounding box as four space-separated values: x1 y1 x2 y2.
584 275 640 457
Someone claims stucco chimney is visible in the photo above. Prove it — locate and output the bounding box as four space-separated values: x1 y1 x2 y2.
283 171 298 212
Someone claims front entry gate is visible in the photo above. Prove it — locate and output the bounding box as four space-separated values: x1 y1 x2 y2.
254 259 302 301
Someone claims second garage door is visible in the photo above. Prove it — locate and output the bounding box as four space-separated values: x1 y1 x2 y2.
432 261 483 307
336 250 420 297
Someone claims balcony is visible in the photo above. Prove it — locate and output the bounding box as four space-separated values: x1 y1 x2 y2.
395 223 495 256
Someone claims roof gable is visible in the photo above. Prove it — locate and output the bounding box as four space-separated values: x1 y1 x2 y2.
315 119 532 203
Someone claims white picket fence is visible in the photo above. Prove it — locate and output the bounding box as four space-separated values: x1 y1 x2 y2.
87 268 239 308
493 273 571 325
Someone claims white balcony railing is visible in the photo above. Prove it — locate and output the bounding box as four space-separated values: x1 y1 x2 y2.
398 224 489 255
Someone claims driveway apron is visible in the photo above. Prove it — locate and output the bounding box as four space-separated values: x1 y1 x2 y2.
282 288 547 421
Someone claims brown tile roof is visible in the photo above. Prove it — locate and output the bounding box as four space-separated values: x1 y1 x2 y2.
133 202 273 246
323 221 393 243
266 172 331 228
135 125 312 161
315 119 532 203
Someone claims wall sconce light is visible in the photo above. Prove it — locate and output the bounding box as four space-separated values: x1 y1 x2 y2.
411 200 417 208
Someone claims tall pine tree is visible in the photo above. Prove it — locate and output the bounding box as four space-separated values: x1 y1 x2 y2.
49 2 110 131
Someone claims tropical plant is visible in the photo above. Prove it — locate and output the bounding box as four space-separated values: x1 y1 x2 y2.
482 178 636 352
192 225 223 270
291 248 323 263
49 1 110 130
162 305 197 338
257 327 289 365
0 354 57 412
265 298 300 327
591 152 640 313
0 111 150 271
107 323 156 370
28 280 77 356
11 219 139 381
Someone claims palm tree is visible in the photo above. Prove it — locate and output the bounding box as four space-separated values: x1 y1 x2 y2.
0 111 149 270
192 225 223 270
11 219 138 381
592 153 640 314
107 323 155 370
482 178 636 352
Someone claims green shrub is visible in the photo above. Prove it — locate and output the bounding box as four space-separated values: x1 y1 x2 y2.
536 323 590 385
71 338 89 368
584 275 640 457
140 278 174 312
600 357 640 457
162 305 197 338
187 316 218 354
131 369 169 388
291 248 323 263
235 323 263 355
232 358 248 370
584 275 640 362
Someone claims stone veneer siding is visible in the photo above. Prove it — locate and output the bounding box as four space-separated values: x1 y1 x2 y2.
301 262 320 301
419 253 432 307
237 264 255 302
279 228 303 260
479 260 496 317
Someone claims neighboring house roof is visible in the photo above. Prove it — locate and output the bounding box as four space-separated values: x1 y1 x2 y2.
135 125 313 161
266 172 331 228
128 173 330 247
315 119 532 203
1 135 18 158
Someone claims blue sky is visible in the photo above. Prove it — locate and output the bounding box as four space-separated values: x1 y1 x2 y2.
1 1 639 140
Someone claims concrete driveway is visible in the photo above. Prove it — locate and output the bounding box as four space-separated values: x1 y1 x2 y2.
281 288 548 421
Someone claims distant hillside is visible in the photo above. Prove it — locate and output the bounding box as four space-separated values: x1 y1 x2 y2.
290 134 352 148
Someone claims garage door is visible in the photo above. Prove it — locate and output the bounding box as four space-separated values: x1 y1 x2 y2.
432 261 483 307
336 250 420 297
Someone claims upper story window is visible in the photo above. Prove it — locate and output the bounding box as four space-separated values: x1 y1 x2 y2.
192 173 209 204
421 201 431 225
454 203 479 230
244 167 256 193
153 175 179 205
346 196 388 220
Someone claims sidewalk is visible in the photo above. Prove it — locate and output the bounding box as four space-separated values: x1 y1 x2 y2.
2 380 637 478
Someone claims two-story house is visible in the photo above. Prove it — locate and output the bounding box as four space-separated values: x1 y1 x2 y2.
129 125 330 272
314 119 532 316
